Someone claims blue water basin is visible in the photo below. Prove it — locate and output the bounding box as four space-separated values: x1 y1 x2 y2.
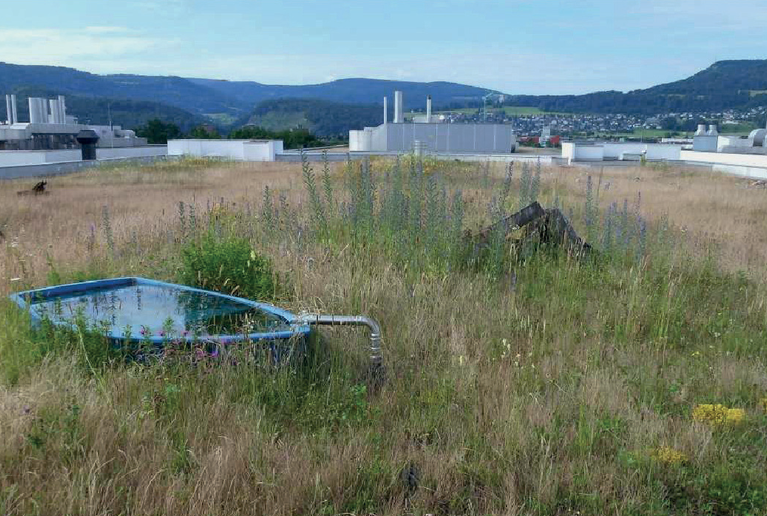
9 277 310 346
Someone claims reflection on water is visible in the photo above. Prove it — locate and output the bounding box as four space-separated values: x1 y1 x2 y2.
29 284 289 338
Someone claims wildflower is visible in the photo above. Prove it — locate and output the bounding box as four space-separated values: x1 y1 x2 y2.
692 404 746 426
651 446 688 465
760 398 767 412
691 351 701 358
158 330 165 338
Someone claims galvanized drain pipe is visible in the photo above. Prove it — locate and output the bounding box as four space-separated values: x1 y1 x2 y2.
298 313 382 366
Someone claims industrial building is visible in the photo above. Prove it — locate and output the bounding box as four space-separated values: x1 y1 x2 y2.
691 123 767 155
1 94 147 150
168 139 284 162
350 91 516 154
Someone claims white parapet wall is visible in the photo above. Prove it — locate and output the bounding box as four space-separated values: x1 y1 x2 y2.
0 146 168 169
97 146 167 160
681 150 767 179
563 142 682 163
168 139 282 162
0 149 81 167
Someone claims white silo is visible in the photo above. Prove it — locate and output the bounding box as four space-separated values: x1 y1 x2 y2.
5 95 11 124
426 95 432 123
10 94 17 124
383 96 388 125
58 95 67 124
394 91 403 123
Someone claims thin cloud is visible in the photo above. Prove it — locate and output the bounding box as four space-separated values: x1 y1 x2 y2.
0 28 175 68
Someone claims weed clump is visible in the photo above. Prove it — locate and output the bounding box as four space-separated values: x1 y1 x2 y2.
179 230 276 301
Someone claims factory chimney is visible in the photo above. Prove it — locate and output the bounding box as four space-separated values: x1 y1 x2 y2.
707 124 718 136
383 96 388 125
5 95 11 124
426 95 432 123
695 124 707 136
10 95 18 124
28 98 39 124
49 99 59 124
58 95 67 124
394 91 403 124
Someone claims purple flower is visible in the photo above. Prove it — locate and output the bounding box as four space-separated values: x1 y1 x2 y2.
139 327 148 336
158 330 166 337
211 348 219 358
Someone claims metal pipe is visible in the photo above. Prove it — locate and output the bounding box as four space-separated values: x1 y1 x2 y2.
299 313 382 365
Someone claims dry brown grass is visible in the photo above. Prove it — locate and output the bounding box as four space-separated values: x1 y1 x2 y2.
2 159 765 292
545 164 767 275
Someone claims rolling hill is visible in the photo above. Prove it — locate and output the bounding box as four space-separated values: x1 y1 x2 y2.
2 60 767 135
0 62 494 121
245 98 383 137
190 77 495 111
505 60 767 115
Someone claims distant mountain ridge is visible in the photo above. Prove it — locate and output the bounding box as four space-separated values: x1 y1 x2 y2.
0 62 493 119
506 60 767 115
2 60 767 132
190 77 494 111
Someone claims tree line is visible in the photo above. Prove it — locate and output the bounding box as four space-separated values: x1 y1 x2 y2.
135 119 334 148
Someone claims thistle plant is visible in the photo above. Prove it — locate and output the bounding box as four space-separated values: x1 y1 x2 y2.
322 151 334 212
101 205 115 257
301 150 328 238
518 162 532 209
178 201 187 238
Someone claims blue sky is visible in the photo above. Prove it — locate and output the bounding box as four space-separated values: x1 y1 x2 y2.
2 0 767 94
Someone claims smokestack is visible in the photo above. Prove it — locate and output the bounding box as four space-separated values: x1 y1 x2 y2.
28 98 38 124
383 96 388 125
695 124 707 136
5 95 11 124
426 95 432 123
38 98 47 124
10 94 17 124
58 95 66 124
394 91 403 124
49 99 59 123
707 124 718 136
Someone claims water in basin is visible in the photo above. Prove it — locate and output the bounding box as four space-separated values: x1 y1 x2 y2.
28 283 289 338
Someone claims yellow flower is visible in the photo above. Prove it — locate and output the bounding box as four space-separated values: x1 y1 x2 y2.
692 404 746 426
760 398 767 412
652 446 688 465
